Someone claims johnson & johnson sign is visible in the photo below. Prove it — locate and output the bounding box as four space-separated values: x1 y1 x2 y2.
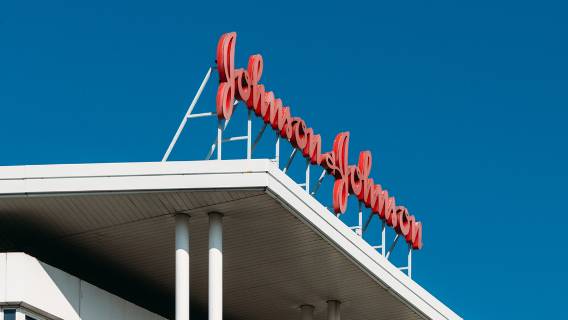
215 32 422 250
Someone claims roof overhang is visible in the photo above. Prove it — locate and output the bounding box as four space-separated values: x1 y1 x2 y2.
0 160 460 320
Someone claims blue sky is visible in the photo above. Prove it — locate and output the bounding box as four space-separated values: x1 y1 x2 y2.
1 1 567 318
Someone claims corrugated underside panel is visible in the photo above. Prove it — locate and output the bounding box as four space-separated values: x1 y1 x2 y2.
0 190 423 320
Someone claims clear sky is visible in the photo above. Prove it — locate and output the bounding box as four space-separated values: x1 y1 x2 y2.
1 1 566 318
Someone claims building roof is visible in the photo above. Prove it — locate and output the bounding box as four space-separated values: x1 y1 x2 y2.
0 160 460 320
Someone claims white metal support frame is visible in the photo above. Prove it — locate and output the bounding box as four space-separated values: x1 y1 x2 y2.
310 170 327 196
381 221 386 256
175 214 191 320
205 115 234 160
305 159 310 193
162 65 246 162
386 234 400 259
274 134 280 166
251 122 268 153
163 67 213 162
357 202 363 236
282 148 298 174
349 202 363 236
217 119 223 160
208 212 223 320
363 213 373 232
222 135 248 143
408 245 413 278
188 112 216 119
247 118 281 165
161 63 417 279
368 220 386 255
364 215 386 255
394 244 413 278
247 110 252 159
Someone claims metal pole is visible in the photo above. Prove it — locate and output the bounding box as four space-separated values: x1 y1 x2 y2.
208 212 223 320
310 170 327 196
386 234 400 259
217 120 223 160
275 134 280 167
247 110 252 159
163 67 212 162
327 300 341 320
205 117 232 160
408 245 413 278
300 305 315 320
305 159 310 193
363 214 373 232
175 214 190 320
251 122 268 153
357 202 363 236
283 148 298 174
381 220 386 256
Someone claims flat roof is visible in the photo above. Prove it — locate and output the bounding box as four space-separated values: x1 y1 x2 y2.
0 160 460 320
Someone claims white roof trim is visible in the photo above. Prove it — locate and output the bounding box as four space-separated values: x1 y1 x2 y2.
0 159 461 320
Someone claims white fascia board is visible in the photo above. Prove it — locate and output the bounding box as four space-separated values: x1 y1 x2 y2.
0 160 270 196
0 159 271 179
0 160 460 319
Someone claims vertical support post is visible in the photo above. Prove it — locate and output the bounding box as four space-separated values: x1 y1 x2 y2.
327 300 341 320
305 159 310 193
247 110 252 159
300 305 315 320
175 214 190 320
357 202 363 236
208 212 223 320
408 245 413 278
275 134 280 167
381 220 386 256
217 120 223 160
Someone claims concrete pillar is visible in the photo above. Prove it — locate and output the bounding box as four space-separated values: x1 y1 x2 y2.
209 212 223 320
327 300 341 320
175 214 190 320
300 305 315 320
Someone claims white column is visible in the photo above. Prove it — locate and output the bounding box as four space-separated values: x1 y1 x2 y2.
327 300 341 320
209 212 223 320
300 305 315 320
175 214 190 320
15 310 26 320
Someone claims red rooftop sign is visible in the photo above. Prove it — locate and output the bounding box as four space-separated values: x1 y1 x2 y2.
215 32 422 249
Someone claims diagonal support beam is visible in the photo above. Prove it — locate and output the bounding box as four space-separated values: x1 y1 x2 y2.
282 148 298 174
310 170 327 196
385 234 400 259
163 67 213 162
251 122 268 153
